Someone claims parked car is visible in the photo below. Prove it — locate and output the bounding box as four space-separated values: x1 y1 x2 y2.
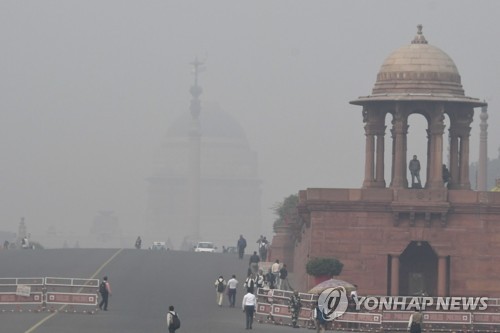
194 241 217 253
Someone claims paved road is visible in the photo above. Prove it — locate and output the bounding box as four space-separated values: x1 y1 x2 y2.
0 249 307 333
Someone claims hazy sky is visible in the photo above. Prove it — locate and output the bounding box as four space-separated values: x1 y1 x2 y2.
1 1 499 245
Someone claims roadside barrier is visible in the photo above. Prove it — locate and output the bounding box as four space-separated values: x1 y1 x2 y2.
0 278 45 312
45 277 99 313
0 277 99 314
255 288 500 332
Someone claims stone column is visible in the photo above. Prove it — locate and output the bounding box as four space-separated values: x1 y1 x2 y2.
363 126 375 188
428 112 445 189
391 109 407 188
448 129 459 189
390 255 400 296
362 109 377 188
459 131 471 189
437 256 447 297
478 105 488 191
375 130 386 187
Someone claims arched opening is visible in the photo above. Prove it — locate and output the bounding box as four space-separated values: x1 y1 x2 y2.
406 113 428 188
399 241 438 296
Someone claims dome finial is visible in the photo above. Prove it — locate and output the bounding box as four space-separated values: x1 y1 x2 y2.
412 24 428 44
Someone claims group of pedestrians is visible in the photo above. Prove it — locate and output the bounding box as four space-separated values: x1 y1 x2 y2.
212 273 256 329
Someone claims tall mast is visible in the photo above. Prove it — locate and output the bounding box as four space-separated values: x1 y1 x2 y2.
188 57 204 241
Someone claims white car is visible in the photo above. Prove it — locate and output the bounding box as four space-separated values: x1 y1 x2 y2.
150 241 167 250
194 241 217 253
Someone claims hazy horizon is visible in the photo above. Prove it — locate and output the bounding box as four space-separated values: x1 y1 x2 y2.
1 1 499 248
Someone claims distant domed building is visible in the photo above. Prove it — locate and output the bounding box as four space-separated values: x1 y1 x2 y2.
147 104 262 249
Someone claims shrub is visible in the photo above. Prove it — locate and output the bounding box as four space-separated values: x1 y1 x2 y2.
306 257 343 277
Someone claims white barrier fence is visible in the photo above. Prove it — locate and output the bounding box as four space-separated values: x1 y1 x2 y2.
255 289 500 332
0 277 99 313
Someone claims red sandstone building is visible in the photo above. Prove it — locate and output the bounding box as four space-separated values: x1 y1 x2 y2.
271 26 500 298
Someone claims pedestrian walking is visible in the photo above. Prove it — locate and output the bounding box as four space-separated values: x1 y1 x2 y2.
314 302 327 333
271 259 280 287
289 290 302 328
256 270 264 289
242 290 256 330
265 268 276 289
408 309 423 333
214 275 226 307
98 276 112 311
166 305 181 333
227 274 239 307
244 272 256 294
237 235 247 259
279 264 291 290
249 251 260 274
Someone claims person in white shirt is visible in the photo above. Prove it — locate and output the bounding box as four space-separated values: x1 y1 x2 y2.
271 259 281 288
242 291 256 330
166 305 180 333
226 275 239 307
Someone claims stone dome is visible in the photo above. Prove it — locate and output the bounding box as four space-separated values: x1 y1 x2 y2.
373 25 464 96
351 25 485 107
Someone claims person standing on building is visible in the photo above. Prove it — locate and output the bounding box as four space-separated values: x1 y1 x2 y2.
408 309 423 333
409 155 421 187
237 235 247 259
98 276 112 311
249 251 260 274
226 274 238 307
214 275 226 307
242 289 256 330
289 290 302 328
166 305 181 333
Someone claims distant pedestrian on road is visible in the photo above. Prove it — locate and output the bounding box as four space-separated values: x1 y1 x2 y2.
242 290 256 330
214 275 226 307
98 276 112 311
166 305 181 333
237 235 247 259
227 274 239 307
249 251 260 274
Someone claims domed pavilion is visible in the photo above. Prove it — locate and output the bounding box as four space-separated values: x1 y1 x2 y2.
271 26 500 298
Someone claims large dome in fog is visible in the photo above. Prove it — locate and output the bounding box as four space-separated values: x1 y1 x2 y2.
166 107 248 144
351 25 484 107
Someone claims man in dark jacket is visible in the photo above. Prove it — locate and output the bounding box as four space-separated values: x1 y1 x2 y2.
237 235 247 259
249 251 260 274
